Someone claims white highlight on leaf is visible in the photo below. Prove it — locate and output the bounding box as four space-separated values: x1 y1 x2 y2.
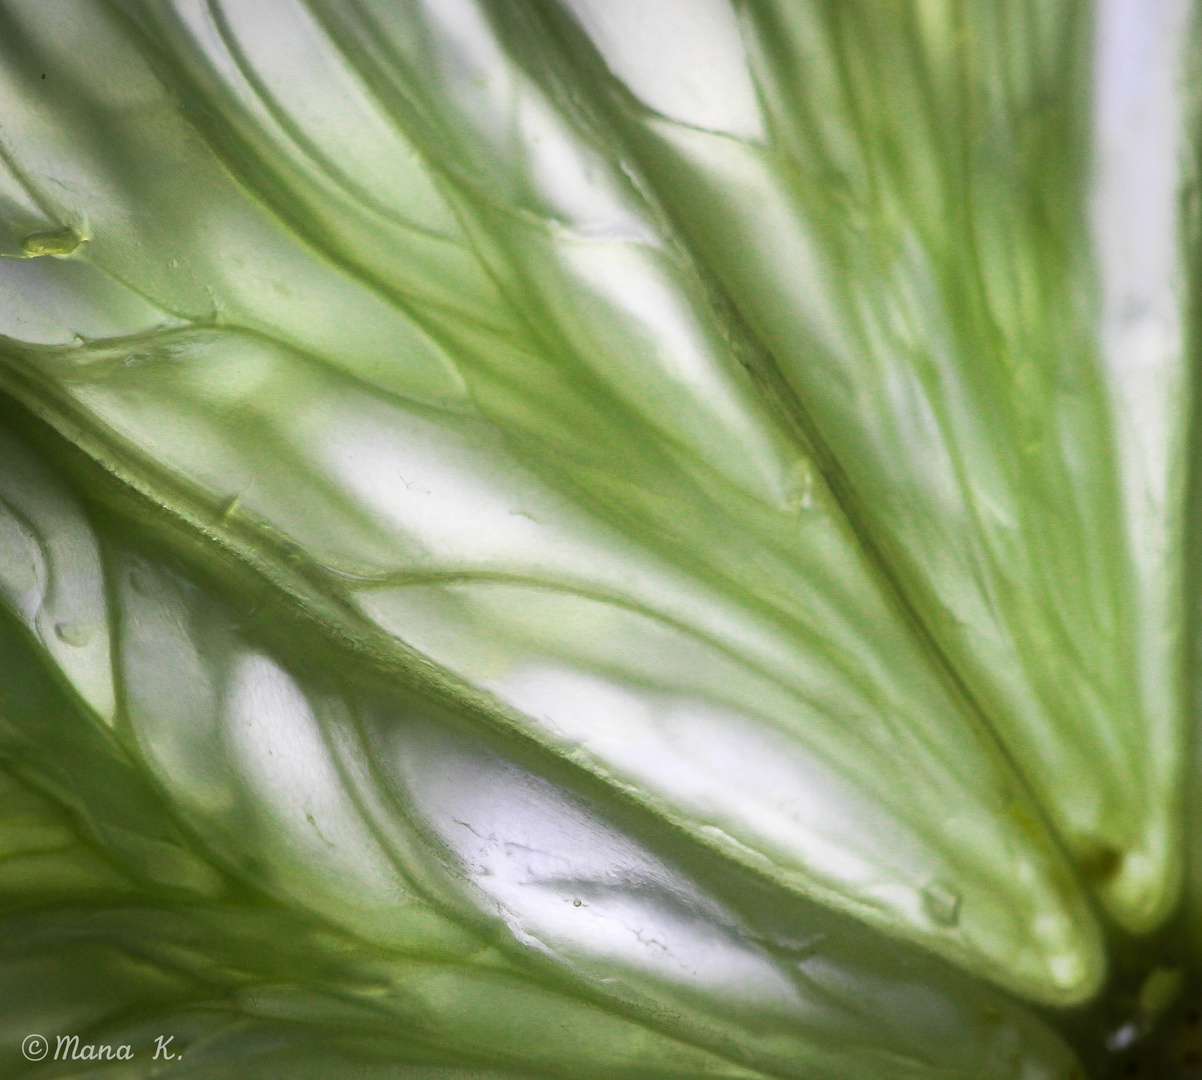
559 0 764 142
377 715 803 1010
1089 0 1190 928
118 559 424 943
1093 0 1189 525
0 427 116 723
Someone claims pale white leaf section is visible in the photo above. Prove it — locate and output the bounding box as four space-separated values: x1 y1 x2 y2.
376 716 804 1008
558 0 764 141
200 0 466 238
0 426 115 723
359 577 1095 1002
362 703 1083 1080
116 557 472 953
1090 0 1191 927
0 257 185 345
0 0 469 407
316 0 797 503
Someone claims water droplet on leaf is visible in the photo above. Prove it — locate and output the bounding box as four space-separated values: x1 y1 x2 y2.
54 621 95 647
921 881 962 927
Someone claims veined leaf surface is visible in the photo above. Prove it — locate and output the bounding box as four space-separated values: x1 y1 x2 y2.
0 0 1197 1077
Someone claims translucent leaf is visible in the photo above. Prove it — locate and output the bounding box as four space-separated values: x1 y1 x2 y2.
558 0 1195 933
0 424 115 722
1 3 1200 1073
0 0 1111 1004
0 420 1085 1078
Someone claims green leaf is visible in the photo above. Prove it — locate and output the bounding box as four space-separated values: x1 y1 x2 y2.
556 0 1192 935
0 422 1081 1080
0 0 1198 1075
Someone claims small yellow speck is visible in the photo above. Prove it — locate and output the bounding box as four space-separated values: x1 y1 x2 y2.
21 226 84 257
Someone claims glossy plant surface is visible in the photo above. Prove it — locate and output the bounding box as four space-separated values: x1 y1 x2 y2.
0 1 1198 1077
